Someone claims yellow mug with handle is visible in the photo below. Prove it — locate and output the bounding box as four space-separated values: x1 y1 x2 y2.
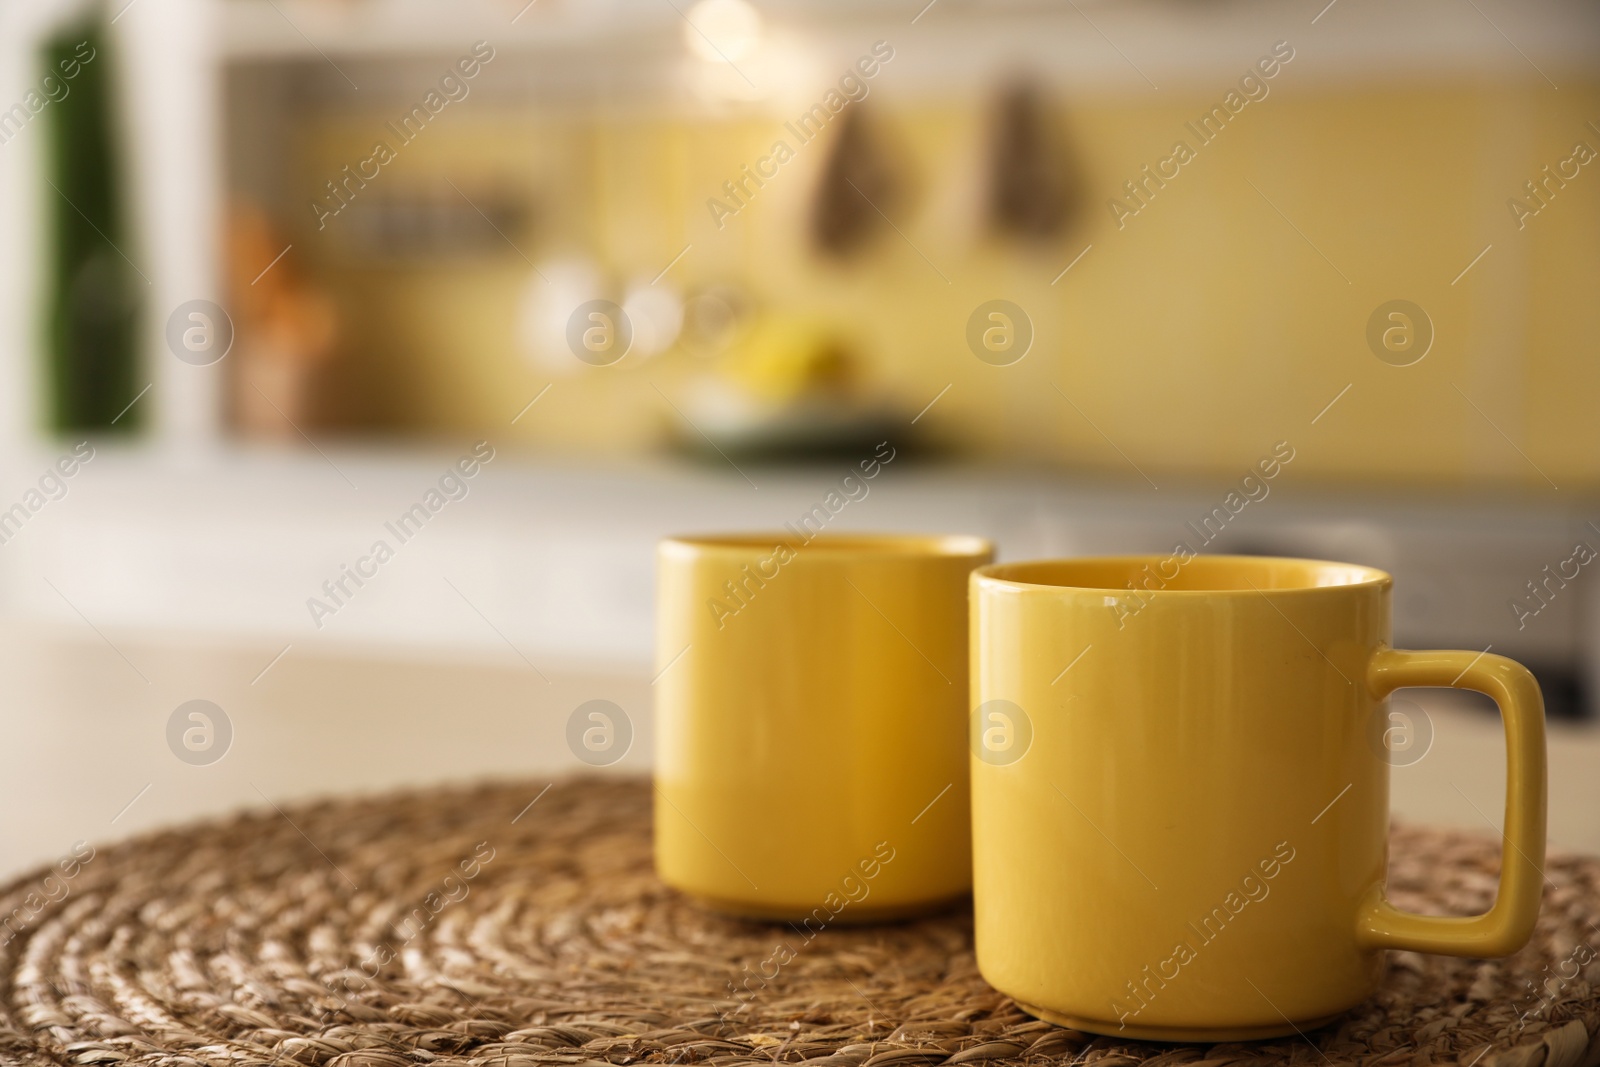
970 555 1546 1041
656 532 993 920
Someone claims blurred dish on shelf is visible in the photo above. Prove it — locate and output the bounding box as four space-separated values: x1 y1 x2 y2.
668 313 908 460
671 380 906 460
621 279 684 361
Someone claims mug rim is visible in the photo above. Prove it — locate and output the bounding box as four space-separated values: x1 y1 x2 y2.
974 554 1392 596
662 531 993 560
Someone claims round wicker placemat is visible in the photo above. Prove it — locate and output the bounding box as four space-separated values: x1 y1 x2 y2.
2 779 1597 1067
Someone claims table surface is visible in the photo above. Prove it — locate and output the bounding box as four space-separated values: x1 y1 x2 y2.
3 622 1598 882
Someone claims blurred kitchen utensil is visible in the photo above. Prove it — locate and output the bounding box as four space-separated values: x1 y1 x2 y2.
810 106 902 258
987 80 1079 241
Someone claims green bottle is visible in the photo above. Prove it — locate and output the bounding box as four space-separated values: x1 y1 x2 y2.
42 19 142 433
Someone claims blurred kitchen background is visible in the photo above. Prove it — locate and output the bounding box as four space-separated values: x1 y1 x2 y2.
0 0 1598 876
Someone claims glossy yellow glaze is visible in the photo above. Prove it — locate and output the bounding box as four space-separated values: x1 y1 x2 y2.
655 532 993 919
970 555 1547 1041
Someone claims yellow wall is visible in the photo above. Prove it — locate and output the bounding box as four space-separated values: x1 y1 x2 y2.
293 78 1600 490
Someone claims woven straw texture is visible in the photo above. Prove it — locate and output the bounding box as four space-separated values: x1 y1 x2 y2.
2 778 1598 1067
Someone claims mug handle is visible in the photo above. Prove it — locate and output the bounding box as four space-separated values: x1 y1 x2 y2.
1356 648 1547 957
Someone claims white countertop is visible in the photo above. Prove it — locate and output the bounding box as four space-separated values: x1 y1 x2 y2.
1 442 1593 671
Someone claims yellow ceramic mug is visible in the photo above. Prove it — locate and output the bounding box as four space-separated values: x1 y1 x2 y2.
655 532 993 919
970 555 1546 1041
